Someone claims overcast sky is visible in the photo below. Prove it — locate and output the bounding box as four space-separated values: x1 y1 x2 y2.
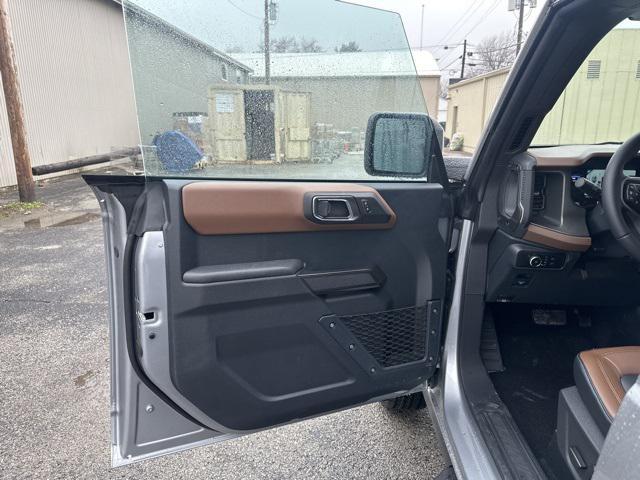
353 0 543 72
129 0 545 76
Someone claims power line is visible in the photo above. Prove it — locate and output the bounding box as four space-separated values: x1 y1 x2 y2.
226 0 262 20
458 0 502 41
436 0 488 63
436 0 484 47
477 43 518 55
438 0 501 66
442 55 462 72
416 42 467 49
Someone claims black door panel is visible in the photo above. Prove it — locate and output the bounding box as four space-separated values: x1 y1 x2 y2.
135 179 448 432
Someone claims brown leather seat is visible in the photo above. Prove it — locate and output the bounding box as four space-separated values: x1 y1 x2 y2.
574 346 640 433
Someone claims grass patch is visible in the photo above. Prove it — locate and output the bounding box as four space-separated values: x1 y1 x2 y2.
0 201 45 217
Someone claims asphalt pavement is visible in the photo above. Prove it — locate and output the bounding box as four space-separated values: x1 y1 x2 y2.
0 168 447 479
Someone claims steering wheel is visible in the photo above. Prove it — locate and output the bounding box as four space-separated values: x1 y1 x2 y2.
602 131 640 261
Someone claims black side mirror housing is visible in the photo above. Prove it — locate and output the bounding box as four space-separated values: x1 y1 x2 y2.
364 113 442 178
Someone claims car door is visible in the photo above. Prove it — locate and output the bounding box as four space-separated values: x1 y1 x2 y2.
90 0 453 466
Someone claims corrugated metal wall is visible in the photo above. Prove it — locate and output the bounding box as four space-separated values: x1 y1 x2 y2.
0 0 139 188
534 29 640 145
446 29 640 152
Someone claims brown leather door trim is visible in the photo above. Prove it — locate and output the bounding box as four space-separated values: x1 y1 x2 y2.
182 181 397 235
523 223 591 251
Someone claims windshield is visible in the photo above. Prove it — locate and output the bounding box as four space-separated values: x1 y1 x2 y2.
122 0 433 180
532 20 640 147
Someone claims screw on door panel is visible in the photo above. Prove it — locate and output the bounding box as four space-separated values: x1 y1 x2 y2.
145 404 154 413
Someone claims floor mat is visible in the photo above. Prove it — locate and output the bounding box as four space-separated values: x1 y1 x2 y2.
489 306 594 459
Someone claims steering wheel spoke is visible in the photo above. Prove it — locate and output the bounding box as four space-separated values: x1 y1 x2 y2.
623 200 640 234
601 133 640 260
623 177 640 214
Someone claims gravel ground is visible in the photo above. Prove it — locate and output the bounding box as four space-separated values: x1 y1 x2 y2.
0 170 447 479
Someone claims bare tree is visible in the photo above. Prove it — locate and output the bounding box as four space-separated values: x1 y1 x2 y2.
299 37 324 53
257 36 324 53
335 41 361 53
467 31 516 76
272 36 299 53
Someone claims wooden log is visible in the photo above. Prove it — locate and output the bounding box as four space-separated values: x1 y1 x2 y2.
31 147 141 176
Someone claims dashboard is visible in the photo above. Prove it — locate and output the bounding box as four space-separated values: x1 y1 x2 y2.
488 144 640 306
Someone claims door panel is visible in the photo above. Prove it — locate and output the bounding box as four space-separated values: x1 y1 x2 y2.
134 179 448 432
88 175 450 463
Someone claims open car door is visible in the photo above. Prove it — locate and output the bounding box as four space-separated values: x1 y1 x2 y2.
89 0 453 466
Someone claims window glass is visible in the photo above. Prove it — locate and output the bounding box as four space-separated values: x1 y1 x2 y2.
122 0 433 180
533 21 640 146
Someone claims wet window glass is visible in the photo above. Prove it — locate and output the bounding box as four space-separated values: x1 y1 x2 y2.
122 0 434 180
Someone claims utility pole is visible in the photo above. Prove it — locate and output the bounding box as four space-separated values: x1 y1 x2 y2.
0 0 35 202
264 0 270 84
419 4 425 50
516 0 525 55
460 39 467 79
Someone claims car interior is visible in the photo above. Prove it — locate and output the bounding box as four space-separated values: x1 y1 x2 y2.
87 0 640 476
484 144 640 479
451 0 640 477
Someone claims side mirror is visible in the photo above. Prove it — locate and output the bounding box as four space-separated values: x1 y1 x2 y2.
364 113 441 178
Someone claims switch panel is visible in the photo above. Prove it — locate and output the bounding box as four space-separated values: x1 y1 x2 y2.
516 251 567 270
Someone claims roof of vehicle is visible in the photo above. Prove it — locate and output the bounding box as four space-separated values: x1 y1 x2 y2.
231 49 440 79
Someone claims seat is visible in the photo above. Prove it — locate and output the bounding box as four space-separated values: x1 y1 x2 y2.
574 346 640 433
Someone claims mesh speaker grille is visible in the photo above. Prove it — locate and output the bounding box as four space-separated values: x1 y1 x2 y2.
339 306 427 368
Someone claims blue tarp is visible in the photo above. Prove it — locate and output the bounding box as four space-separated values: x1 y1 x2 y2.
153 131 203 172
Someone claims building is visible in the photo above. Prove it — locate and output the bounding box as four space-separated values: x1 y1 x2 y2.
0 0 138 188
445 67 509 153
0 0 252 189
124 3 252 144
446 28 640 153
232 50 441 131
0 2 439 187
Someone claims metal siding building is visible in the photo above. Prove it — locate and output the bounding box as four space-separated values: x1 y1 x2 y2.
0 0 252 188
534 29 640 145
232 51 441 131
0 0 139 188
446 29 640 153
445 68 510 153
123 4 251 145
